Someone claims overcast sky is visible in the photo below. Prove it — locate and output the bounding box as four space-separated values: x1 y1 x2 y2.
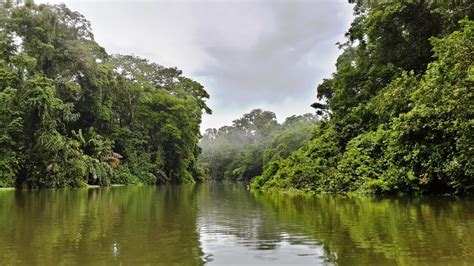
37 0 354 130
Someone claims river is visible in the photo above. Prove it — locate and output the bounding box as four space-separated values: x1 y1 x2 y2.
0 182 473 265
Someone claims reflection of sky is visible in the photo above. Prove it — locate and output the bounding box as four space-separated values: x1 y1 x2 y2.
197 213 331 265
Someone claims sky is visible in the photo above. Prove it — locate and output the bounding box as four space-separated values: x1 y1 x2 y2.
37 0 354 130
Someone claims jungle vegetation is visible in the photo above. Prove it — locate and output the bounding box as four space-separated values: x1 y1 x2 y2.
202 1 474 194
0 1 210 188
1 1 473 194
200 110 318 181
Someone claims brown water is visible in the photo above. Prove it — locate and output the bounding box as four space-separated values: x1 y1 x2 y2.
0 183 473 265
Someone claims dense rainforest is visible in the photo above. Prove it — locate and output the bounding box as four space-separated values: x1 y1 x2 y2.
0 1 211 188
201 1 474 195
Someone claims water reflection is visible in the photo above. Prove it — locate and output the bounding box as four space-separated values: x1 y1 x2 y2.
0 183 473 265
0 186 204 265
251 189 474 265
195 182 474 265
196 182 330 264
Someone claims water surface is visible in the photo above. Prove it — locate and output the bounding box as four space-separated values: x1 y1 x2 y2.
0 183 473 265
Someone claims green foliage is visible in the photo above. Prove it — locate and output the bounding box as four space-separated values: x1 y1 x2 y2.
113 167 140 185
0 1 209 188
252 122 341 192
0 88 23 187
334 128 389 193
383 20 474 194
200 111 317 182
249 3 473 195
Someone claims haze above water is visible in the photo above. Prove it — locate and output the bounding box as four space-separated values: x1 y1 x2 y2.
1 183 473 265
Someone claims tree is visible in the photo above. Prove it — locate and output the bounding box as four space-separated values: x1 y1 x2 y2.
0 1 210 188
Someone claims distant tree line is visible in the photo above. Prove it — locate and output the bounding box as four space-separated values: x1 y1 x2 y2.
0 1 210 188
200 110 318 182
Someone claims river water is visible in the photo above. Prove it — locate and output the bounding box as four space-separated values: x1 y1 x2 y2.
0 182 473 265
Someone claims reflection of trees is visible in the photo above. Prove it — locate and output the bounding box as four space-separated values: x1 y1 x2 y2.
1 184 472 265
196 182 325 252
196 182 278 250
0 186 204 265
252 191 474 265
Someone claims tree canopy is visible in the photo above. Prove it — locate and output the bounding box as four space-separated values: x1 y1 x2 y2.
0 1 210 188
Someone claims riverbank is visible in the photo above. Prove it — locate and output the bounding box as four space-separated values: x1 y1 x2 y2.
87 184 128 188
249 184 466 197
250 186 319 197
0 184 131 191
